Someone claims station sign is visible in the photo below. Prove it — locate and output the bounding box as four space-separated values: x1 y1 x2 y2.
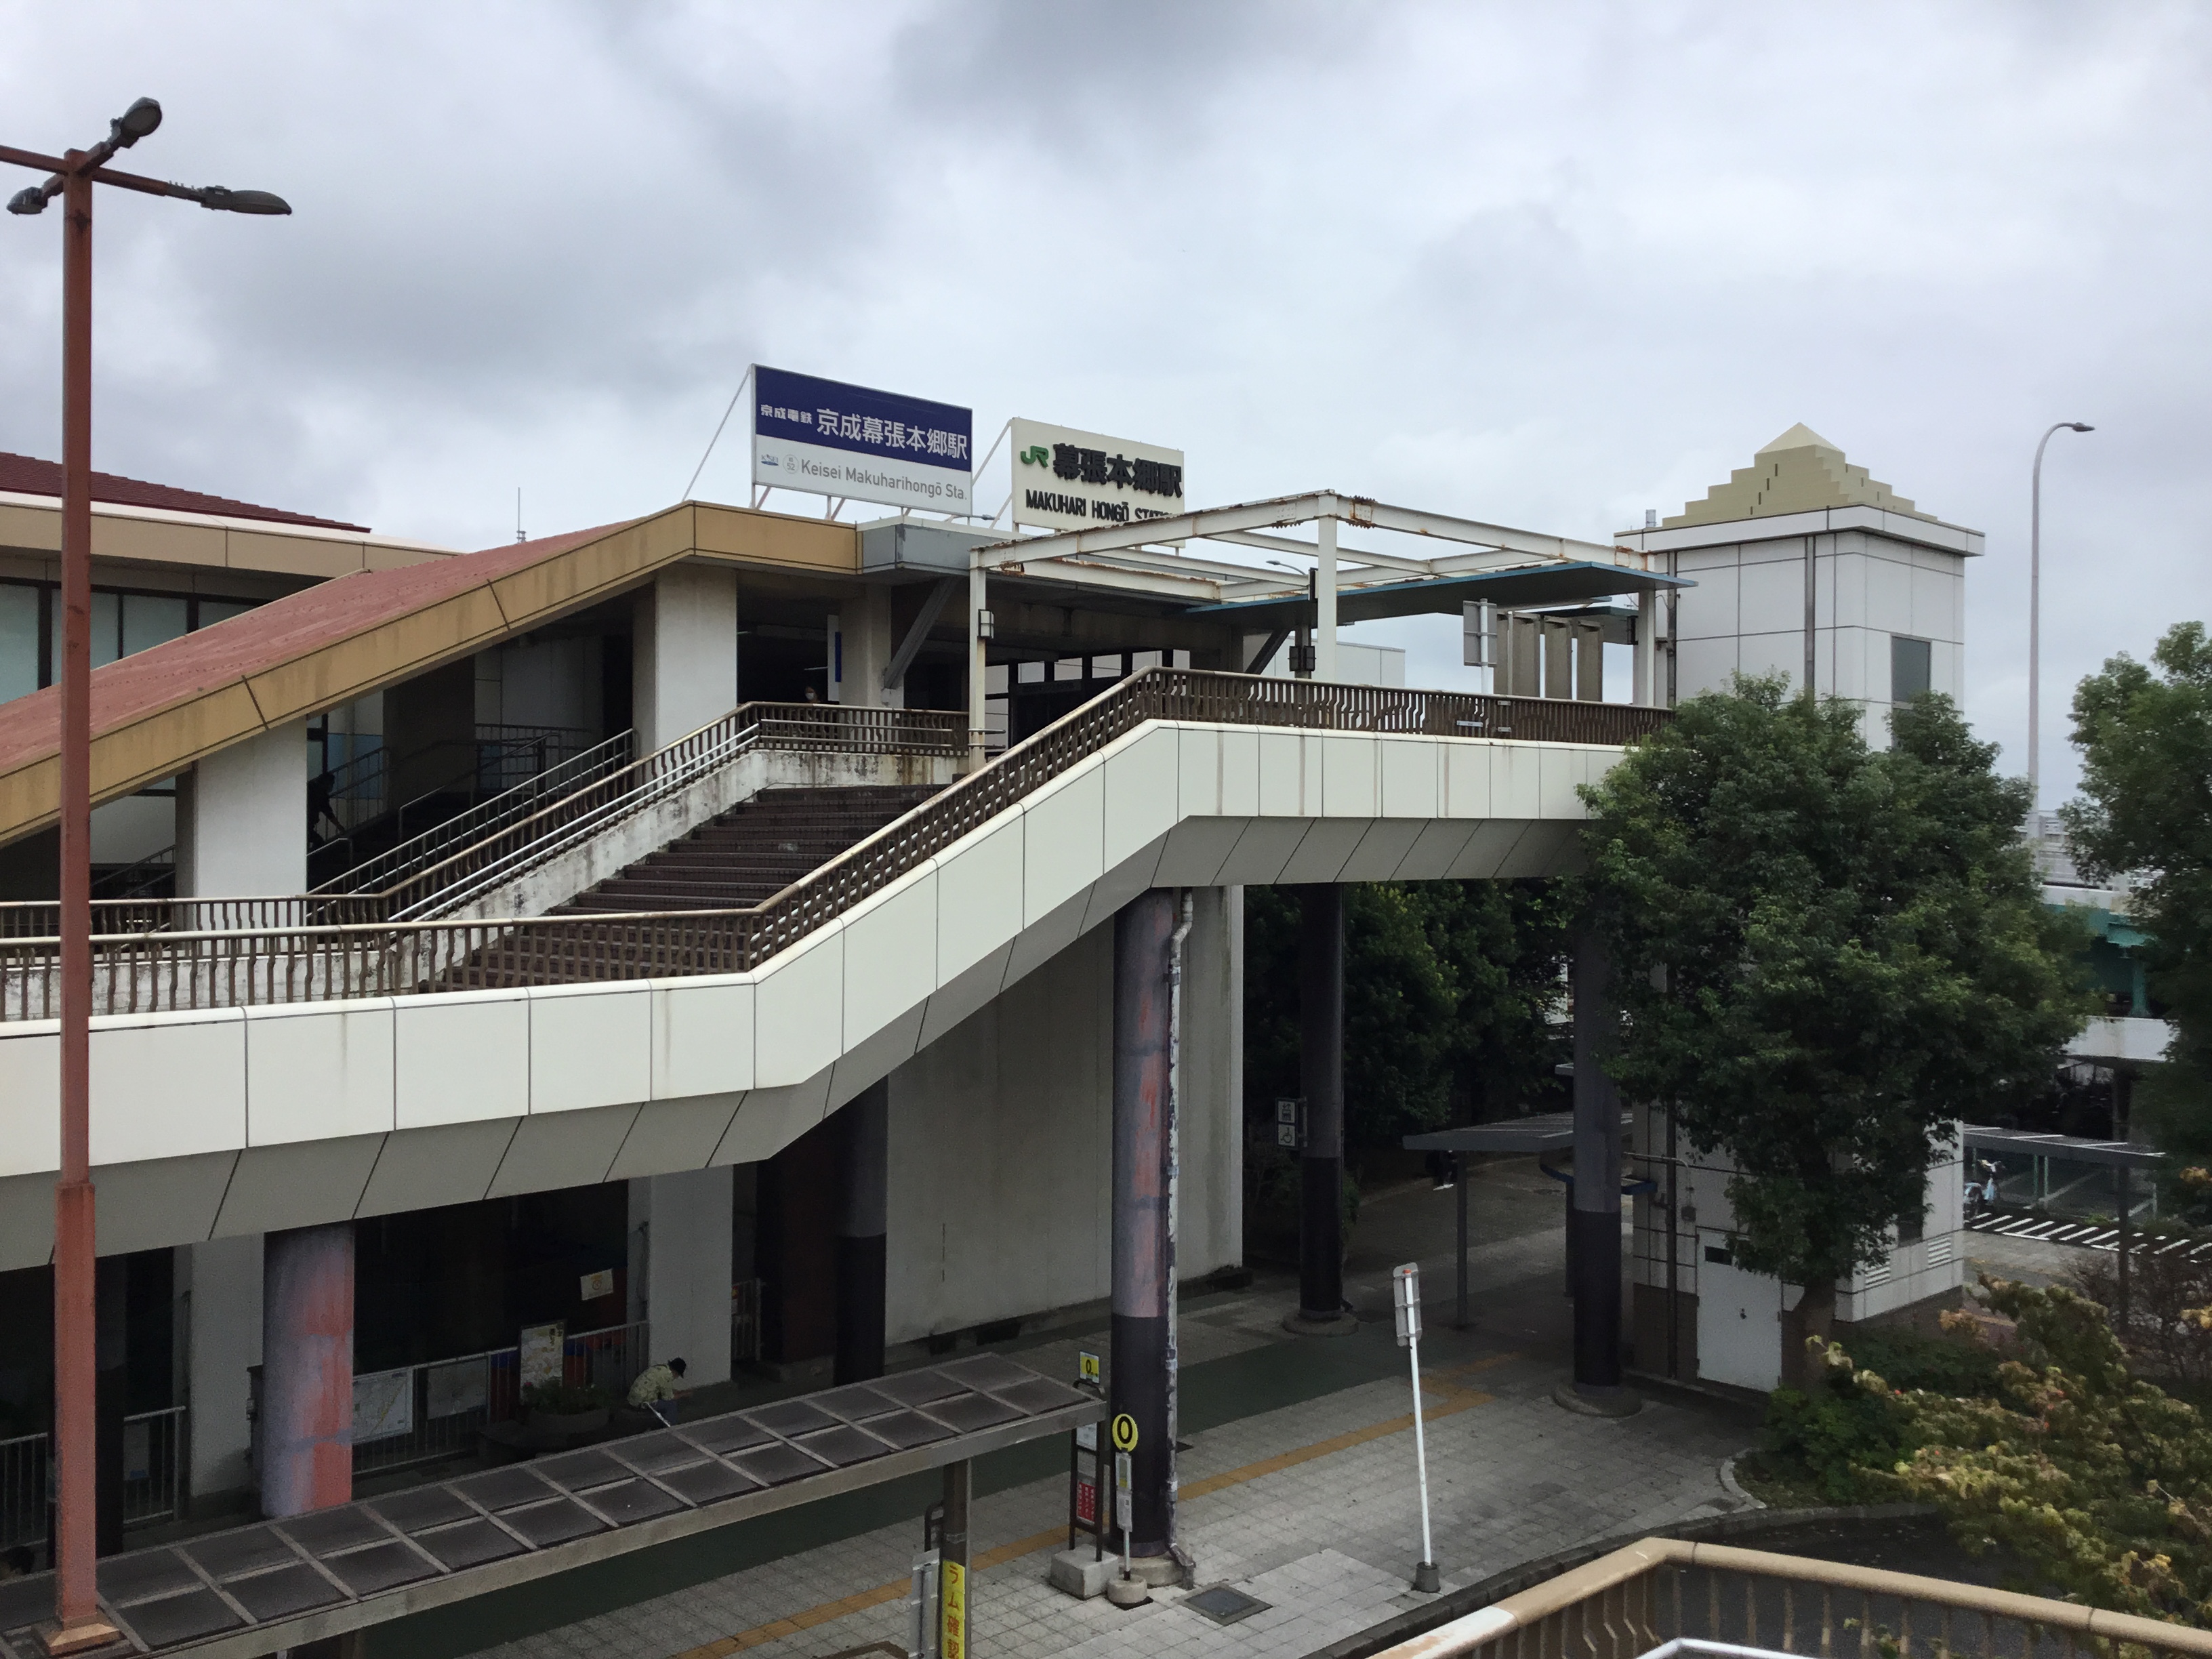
1009 417 1184 532
753 365 974 514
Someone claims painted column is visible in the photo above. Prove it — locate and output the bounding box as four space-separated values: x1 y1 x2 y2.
835 1082 890 1384
1570 933 1626 1397
1111 890 1174 1560
259 1223 353 1518
1293 886 1348 1328
1314 510 1339 681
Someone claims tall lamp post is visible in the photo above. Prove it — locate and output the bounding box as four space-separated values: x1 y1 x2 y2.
3 100 288 1656
2028 420 2093 808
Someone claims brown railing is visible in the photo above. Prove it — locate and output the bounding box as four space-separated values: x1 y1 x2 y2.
0 670 1668 1020
1374 1537 2212 1659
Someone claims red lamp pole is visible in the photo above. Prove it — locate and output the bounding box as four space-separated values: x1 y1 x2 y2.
3 102 288 1654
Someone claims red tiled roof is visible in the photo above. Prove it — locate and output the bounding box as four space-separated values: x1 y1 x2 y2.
0 520 630 777
0 451 371 533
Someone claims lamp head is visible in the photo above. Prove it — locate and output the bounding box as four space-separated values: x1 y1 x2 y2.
6 186 48 217
111 98 163 148
2068 422 2095 433
196 186 291 216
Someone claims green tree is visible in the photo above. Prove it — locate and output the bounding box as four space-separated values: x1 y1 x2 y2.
1578 679 2088 1382
1243 880 1568 1154
2062 621 2212 1175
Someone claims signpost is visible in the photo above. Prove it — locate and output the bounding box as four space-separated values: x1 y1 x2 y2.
1008 418 1183 531
519 1322 565 1393
752 365 974 515
1393 1263 1441 1594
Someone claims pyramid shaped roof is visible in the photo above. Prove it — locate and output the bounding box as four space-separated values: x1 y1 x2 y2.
1665 426 1936 528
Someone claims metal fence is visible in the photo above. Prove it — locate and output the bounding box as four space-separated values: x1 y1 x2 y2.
0 671 1669 1022
348 1322 649 1479
1376 1536 2212 1659
0 1406 188 1552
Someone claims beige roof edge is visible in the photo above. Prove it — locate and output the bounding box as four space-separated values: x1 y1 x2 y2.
0 488 457 556
0 501 862 848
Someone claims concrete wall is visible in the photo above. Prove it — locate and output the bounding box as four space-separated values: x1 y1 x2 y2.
176 720 307 897
627 1167 735 1387
634 564 739 752
881 886 1242 1345
1669 529 1965 745
178 1233 262 1505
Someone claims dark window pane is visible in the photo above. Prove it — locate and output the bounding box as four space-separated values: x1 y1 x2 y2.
91 590 120 669
123 593 188 657
0 584 37 703
1891 635 1931 702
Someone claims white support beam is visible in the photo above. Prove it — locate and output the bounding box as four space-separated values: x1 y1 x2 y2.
1315 511 1338 681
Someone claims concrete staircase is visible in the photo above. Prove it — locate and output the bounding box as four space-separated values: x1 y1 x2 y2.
557 785 940 916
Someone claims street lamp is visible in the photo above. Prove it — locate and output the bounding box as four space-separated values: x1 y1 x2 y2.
1 99 288 1656
2028 420 2093 808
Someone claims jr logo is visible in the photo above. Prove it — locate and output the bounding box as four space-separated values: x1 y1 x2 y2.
1018 445 1050 466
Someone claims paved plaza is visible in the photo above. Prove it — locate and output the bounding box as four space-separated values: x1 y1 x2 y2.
383 1162 1759 1659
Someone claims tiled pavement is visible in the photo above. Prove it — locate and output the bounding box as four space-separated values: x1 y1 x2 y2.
459 1172 1757 1659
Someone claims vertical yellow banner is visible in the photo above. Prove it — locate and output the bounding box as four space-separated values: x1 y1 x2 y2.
939 1560 967 1659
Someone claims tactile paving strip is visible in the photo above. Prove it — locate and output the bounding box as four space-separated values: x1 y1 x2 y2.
0 1356 1099 1657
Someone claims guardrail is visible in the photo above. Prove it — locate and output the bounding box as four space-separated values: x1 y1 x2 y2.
0 670 1668 1020
1374 1536 2212 1659
0 1406 188 1551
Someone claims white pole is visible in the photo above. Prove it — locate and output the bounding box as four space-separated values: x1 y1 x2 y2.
967 548 988 773
1408 1329 1433 1568
1315 504 1338 681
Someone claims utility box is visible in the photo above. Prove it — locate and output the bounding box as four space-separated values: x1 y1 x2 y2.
859 518 1002 577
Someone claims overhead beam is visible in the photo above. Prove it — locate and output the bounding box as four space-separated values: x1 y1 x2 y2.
881 576 958 691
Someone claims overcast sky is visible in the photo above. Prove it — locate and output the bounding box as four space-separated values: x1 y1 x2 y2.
1 2 2205 802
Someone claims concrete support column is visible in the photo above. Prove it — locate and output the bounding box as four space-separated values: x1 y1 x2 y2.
1111 890 1174 1560
628 1167 735 1387
842 584 898 710
632 563 739 752
259 1224 352 1518
1315 512 1338 682
1635 589 1660 708
176 720 307 897
179 1236 262 1508
1566 933 1635 1412
835 1082 889 1384
1289 886 1351 1331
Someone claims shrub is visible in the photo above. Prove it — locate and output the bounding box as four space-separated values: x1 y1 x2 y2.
520 1380 613 1416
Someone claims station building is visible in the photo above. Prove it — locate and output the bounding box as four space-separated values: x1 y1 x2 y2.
0 424 1986 1558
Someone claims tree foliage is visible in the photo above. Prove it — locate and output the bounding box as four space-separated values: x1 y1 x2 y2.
1578 679 2089 1353
1243 880 1570 1152
2063 621 2212 1171
1824 1280 2212 1624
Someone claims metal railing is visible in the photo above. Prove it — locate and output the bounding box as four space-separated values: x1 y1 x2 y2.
349 1321 649 1479
0 671 1667 1020
1376 1536 2212 1659
315 728 636 903
0 1406 188 1551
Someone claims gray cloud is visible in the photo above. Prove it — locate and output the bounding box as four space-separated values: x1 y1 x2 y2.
0 0 2204 798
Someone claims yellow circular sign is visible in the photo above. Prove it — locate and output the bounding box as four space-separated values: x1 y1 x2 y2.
1111 1413 1139 1452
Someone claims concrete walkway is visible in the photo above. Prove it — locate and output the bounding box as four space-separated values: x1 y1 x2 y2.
380 1164 1760 1659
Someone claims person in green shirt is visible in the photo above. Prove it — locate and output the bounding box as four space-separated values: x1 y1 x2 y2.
627 1357 689 1418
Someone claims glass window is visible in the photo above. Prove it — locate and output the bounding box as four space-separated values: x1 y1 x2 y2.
121 592 188 657
0 584 39 703
197 598 255 628
1891 635 1931 703
90 590 119 669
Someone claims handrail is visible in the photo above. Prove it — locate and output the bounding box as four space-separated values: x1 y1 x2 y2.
1375 1536 2212 1659
377 701 966 920
317 728 636 899
0 671 1668 1020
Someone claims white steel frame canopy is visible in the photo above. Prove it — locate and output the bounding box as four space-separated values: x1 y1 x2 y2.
960 490 1668 758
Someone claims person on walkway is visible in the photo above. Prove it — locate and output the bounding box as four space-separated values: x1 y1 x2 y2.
628 1357 689 1420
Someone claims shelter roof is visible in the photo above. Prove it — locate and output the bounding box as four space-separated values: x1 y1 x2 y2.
0 450 371 532
1664 426 1936 529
